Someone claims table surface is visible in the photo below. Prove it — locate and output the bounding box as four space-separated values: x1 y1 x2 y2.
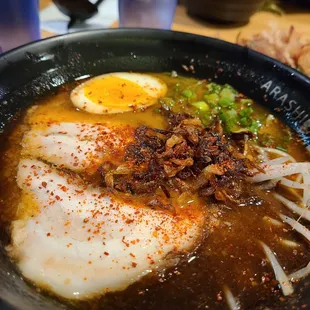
40 0 310 42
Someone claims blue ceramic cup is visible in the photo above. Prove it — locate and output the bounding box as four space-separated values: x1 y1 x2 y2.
0 0 40 53
119 0 177 29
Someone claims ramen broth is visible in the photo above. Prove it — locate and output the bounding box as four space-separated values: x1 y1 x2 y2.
0 73 309 309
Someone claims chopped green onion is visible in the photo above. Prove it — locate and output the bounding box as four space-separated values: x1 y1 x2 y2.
159 79 264 135
240 99 253 105
225 109 238 119
249 120 261 133
201 113 213 126
218 97 235 107
191 101 210 112
206 83 221 94
218 88 235 107
239 117 250 126
239 107 254 118
204 93 219 105
182 89 194 98
220 109 238 131
212 105 221 113
220 88 236 101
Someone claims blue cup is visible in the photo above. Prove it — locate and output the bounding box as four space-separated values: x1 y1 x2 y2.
0 0 40 53
119 0 177 29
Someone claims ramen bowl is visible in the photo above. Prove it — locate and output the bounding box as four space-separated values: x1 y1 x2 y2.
0 29 309 310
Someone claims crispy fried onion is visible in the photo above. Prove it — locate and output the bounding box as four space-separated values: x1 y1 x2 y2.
98 115 259 204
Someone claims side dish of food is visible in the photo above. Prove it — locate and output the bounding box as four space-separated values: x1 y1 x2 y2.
238 24 310 76
1 72 309 309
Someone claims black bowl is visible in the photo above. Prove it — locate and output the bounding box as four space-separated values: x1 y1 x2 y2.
0 29 309 310
186 0 265 23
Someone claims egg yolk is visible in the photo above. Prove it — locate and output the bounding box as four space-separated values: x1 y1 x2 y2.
84 76 156 109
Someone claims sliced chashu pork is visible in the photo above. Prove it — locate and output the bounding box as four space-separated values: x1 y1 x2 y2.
21 122 134 173
9 158 203 299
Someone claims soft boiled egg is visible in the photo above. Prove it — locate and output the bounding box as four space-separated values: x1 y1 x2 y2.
70 72 168 114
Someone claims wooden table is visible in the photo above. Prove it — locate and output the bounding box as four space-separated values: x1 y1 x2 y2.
39 0 310 42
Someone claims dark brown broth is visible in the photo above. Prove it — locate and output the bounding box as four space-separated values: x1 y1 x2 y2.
0 74 309 310
93 192 310 310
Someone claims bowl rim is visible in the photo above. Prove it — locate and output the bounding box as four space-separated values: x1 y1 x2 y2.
0 28 309 85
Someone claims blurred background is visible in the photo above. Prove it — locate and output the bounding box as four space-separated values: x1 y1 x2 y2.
0 0 309 52
38 0 310 35
38 0 310 77
36 1 310 77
